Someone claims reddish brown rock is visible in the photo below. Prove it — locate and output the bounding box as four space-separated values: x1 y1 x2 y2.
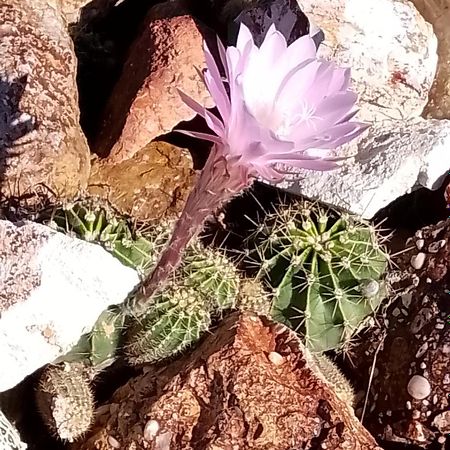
87 141 195 221
347 219 450 448
0 0 90 202
94 7 213 163
72 313 381 450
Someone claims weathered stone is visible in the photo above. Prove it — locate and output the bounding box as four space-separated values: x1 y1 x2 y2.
94 8 213 163
297 0 438 122
0 220 139 392
0 409 26 450
72 313 381 450
87 141 195 221
0 0 90 201
277 118 450 219
347 219 450 448
412 0 450 119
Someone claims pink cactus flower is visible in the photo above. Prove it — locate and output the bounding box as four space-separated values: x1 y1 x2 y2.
137 22 368 307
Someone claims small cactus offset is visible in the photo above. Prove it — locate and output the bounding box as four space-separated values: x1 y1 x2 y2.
235 278 273 315
48 200 173 276
125 243 241 364
124 283 212 365
248 200 389 352
0 410 27 450
36 362 94 443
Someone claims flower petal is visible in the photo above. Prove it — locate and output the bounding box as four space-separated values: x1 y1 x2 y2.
175 129 223 145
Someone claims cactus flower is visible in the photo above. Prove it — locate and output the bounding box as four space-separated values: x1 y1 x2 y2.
137 22 367 309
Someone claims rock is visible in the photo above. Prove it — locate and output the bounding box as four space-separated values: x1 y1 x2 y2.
87 141 195 221
412 0 450 119
277 118 450 219
230 0 310 46
0 409 26 450
93 7 214 163
0 220 139 392
72 313 381 450
0 0 90 202
59 0 92 22
346 219 450 448
297 0 438 122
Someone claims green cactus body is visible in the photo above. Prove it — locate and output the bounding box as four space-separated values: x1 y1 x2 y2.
236 278 272 315
251 201 388 352
36 362 94 443
0 410 27 450
125 284 212 365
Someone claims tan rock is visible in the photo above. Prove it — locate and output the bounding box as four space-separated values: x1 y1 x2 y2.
411 0 450 119
94 6 213 163
0 0 90 202
72 313 382 450
87 141 195 221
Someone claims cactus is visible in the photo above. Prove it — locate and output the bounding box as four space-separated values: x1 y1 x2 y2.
236 278 272 315
125 243 241 364
36 362 94 442
124 283 212 365
312 354 354 406
48 201 173 276
0 409 27 450
249 200 389 352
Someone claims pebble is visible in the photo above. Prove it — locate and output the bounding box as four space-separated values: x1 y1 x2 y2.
407 375 431 400
268 352 284 365
410 252 426 270
415 239 425 250
144 419 160 441
107 436 121 449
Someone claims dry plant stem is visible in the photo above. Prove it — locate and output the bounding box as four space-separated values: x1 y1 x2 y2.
133 144 252 314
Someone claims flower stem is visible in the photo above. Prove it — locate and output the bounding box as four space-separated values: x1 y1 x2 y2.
130 144 252 315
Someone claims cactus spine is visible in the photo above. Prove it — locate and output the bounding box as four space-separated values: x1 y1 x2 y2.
249 200 389 352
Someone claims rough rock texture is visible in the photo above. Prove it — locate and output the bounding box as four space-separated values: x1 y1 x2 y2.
297 0 438 122
347 219 450 448
94 8 214 163
0 0 90 201
72 313 381 450
412 0 450 119
0 409 26 450
0 220 139 392
277 118 450 219
59 0 92 22
87 141 195 221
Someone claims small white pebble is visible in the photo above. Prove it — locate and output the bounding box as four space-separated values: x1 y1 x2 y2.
107 436 120 449
407 375 431 400
420 362 426 369
412 410 421 419
268 351 284 365
144 419 160 441
416 239 425 250
410 253 426 270
392 308 401 317
406 400 412 410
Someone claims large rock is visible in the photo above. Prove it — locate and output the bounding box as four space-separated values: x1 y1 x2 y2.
72 313 381 450
278 118 450 219
347 219 450 448
297 0 438 122
0 220 139 392
94 6 214 163
0 0 90 201
412 0 450 119
87 141 195 221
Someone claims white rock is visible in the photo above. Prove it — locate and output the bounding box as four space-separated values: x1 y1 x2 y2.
275 118 450 218
297 0 438 122
0 220 140 392
407 374 431 399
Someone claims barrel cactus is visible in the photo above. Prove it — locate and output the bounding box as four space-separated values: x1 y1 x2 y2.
249 200 389 352
0 409 26 450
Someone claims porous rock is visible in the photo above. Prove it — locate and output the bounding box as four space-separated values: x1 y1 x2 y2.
277 118 450 219
94 7 214 163
72 313 381 450
0 0 90 202
297 0 438 122
412 0 450 119
347 218 450 448
0 220 139 392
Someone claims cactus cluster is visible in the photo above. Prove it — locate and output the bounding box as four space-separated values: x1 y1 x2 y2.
36 362 94 443
0 409 27 450
248 200 389 352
